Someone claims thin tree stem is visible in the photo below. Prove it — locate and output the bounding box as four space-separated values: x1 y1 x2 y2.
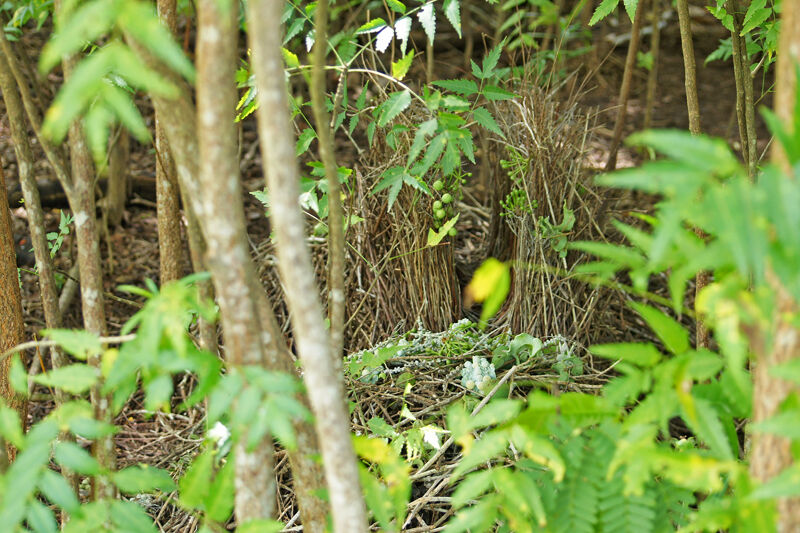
311 0 346 363
605 0 645 171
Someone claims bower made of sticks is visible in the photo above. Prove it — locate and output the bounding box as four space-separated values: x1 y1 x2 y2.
484 82 618 349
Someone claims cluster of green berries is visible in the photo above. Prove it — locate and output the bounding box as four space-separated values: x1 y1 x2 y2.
431 179 457 236
500 189 536 217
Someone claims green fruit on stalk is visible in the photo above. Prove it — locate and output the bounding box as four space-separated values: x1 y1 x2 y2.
433 180 444 191
433 200 443 210
448 227 457 237
435 209 446 219
442 193 453 204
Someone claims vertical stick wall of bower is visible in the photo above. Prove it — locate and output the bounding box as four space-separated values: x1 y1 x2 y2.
196 0 276 521
245 0 369 530
750 4 800 530
0 164 25 461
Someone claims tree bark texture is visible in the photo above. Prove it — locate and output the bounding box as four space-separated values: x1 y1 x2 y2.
246 1 369 530
127 30 328 531
196 0 276 521
771 0 800 173
155 0 184 285
749 5 800 530
310 0 346 362
0 163 26 461
55 0 114 495
104 127 130 228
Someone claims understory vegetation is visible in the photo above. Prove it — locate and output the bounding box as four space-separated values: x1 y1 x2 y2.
0 0 799 532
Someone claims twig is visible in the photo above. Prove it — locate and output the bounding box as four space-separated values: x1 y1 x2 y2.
1 334 137 363
410 364 520 481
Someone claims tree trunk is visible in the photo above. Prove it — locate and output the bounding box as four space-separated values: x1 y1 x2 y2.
246 1 369 530
196 0 276 521
0 53 72 411
749 5 800 530
156 0 185 285
0 163 26 462
126 28 328 530
105 126 130 227
57 9 115 496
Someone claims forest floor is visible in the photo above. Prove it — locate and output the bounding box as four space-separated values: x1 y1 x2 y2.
2 5 773 530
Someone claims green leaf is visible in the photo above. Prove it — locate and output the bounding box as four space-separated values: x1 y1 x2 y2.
627 129 739 176
113 465 176 494
680 395 734 460
110 500 159 533
589 0 619 25
118 1 195 82
481 85 516 101
42 329 102 361
472 107 505 138
356 18 387 33
143 374 174 412
469 399 522 432
38 469 81 514
427 214 460 247
412 132 446 176
749 464 800 500
296 127 316 156
40 0 117 72
373 166 407 211
431 79 478 96
206 454 235 522
0 402 25 448
481 39 504 79
590 342 662 367
751 410 800 439
622 0 638 22
34 364 99 395
378 90 411 127
392 50 414 80
386 0 406 13
443 0 461 37
100 82 151 141
237 520 285 533
451 469 494 508
54 441 102 475
444 498 498 532
179 448 214 509
629 302 689 355
452 431 508 478
26 499 58 533
741 5 771 35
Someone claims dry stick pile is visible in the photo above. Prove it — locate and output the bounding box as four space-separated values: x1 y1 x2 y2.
487 80 621 352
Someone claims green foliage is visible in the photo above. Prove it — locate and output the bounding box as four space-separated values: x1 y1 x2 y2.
0 275 314 531
707 0 780 73
39 0 194 165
